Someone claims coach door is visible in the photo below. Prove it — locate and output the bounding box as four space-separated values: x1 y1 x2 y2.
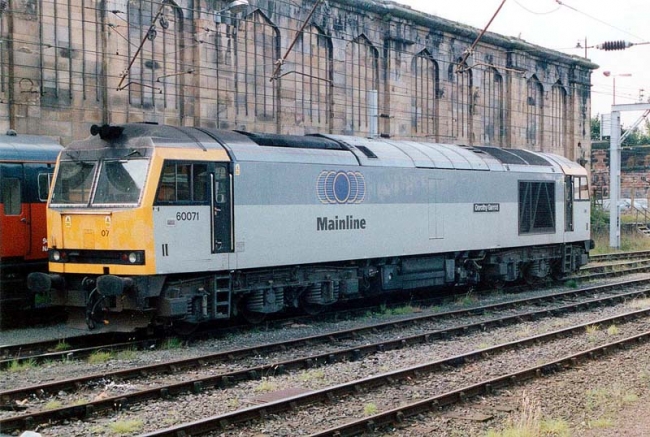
210 163 233 253
0 163 28 258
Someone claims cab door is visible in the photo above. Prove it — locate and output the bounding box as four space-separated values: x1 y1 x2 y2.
0 163 28 258
211 163 233 253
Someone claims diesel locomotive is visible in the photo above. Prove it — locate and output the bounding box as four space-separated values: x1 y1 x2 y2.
0 130 61 312
28 124 592 330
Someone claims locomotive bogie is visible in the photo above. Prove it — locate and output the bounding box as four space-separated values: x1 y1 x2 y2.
29 124 592 330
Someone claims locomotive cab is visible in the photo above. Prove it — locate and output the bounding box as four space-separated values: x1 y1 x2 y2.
29 124 234 330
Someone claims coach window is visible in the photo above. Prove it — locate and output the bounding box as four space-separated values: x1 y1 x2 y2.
1 178 21 215
38 173 53 202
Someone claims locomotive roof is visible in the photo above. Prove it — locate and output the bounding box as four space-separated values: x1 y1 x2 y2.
0 131 62 162
76 124 585 175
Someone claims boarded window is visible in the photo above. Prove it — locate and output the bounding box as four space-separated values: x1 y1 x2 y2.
519 181 555 234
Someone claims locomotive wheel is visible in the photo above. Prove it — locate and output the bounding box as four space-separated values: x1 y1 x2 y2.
172 320 199 336
488 279 506 291
300 300 325 316
242 309 267 324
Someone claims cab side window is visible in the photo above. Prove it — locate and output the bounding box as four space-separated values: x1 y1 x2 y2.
155 161 210 205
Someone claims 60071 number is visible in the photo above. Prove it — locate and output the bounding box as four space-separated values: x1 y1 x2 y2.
176 211 199 221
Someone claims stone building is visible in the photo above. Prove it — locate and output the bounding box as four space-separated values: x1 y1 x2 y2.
0 0 596 159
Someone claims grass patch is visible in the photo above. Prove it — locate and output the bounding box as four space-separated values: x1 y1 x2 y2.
253 378 278 393
590 224 650 255
456 291 478 307
299 369 325 382
628 298 650 309
53 340 71 352
116 348 138 361
162 337 183 350
227 398 241 409
363 403 378 416
87 350 112 365
588 417 614 429
43 400 63 410
606 324 620 335
108 419 144 434
540 418 570 435
564 279 578 288
386 305 417 316
7 358 37 372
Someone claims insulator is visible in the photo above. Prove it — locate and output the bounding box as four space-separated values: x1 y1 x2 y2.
597 40 632 51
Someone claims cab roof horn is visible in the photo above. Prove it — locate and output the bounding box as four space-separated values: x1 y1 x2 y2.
90 124 124 141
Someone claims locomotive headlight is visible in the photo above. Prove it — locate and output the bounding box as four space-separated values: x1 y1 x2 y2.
51 250 61 261
128 252 138 264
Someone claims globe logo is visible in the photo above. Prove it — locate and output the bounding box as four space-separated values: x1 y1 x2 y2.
317 170 366 204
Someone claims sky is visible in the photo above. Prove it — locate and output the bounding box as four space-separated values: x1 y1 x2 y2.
393 0 650 127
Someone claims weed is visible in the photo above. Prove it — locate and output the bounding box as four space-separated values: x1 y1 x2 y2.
116 348 138 361
516 325 532 338
564 279 578 288
540 418 570 435
628 298 650 309
588 417 614 429
363 403 378 415
108 419 144 434
227 398 241 409
44 400 63 410
299 369 325 382
457 290 478 307
485 391 543 437
478 342 492 350
7 359 37 372
622 392 639 403
87 351 112 365
388 305 415 316
606 324 620 335
585 324 600 340
162 337 183 350
253 378 278 392
53 340 71 352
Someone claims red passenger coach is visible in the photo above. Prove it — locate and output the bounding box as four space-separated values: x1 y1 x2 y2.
0 130 62 313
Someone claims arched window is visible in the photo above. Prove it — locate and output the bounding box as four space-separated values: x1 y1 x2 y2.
345 35 379 135
482 68 504 146
289 25 332 131
235 11 280 129
526 76 544 150
549 81 567 154
411 51 438 138
127 1 183 112
450 59 472 141
39 0 74 106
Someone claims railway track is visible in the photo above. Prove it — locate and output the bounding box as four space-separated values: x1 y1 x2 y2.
3 276 650 434
138 312 650 437
2 272 650 369
1 251 646 362
589 250 650 263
